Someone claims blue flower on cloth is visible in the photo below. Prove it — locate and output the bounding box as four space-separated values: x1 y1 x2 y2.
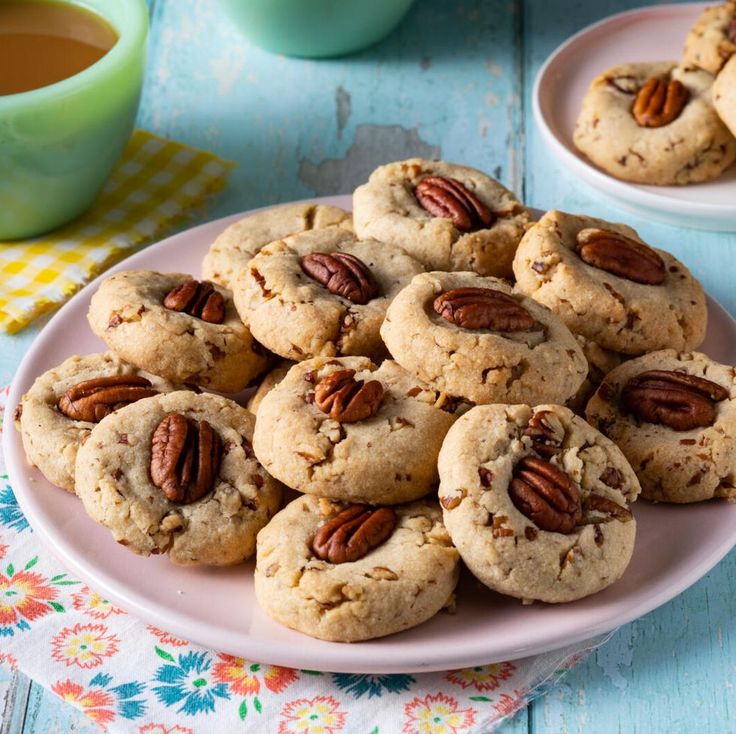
0 482 29 533
332 673 416 698
152 650 230 715
90 672 147 720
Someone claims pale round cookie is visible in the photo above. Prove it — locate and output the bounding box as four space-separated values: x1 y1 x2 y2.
353 158 531 278
683 1 736 75
586 350 736 503
566 336 625 415
254 495 460 641
513 210 707 355
714 55 736 136
14 352 176 493
88 270 270 392
246 360 294 415
232 229 423 362
202 203 353 289
253 357 459 504
74 391 282 565
438 404 639 603
380 271 587 405
573 61 736 185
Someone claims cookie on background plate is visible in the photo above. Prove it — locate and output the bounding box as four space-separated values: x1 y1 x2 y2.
74 391 282 566
233 228 423 362
573 61 736 185
88 271 271 392
513 210 707 355
353 158 531 279
202 202 352 290
380 271 587 406
438 404 639 604
14 352 177 492
253 357 462 504
714 55 736 136
586 350 736 504
683 1 736 75
254 495 459 642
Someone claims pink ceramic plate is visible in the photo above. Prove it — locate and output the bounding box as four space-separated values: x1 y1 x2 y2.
534 3 736 231
4 196 736 673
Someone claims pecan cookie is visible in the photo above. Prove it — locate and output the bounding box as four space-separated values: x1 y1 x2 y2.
683 1 736 75
438 404 639 603
88 270 270 392
202 202 352 289
232 229 423 362
586 350 736 503
714 55 736 136
254 495 459 641
74 391 282 565
573 61 736 185
380 271 587 405
253 357 461 504
513 210 707 354
353 159 531 279
14 352 176 492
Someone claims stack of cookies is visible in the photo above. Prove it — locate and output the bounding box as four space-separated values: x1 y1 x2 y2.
574 1 736 185
14 156 736 644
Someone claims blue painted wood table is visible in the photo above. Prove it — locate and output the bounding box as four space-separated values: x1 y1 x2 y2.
2 0 735 730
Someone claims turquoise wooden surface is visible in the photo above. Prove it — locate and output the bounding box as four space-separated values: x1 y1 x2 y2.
1 0 735 731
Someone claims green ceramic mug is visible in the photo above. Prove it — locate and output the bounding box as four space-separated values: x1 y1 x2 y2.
220 0 417 58
0 0 148 240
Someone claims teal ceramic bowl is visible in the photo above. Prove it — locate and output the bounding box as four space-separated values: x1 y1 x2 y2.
220 0 416 58
0 0 148 240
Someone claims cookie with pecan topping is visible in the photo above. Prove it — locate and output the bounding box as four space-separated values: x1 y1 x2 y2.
586 350 736 503
513 210 707 355
202 202 353 290
438 403 639 603
232 228 422 362
353 158 531 279
380 271 587 405
74 391 282 565
88 270 270 392
253 356 462 504
573 61 735 185
14 352 177 492
254 494 459 641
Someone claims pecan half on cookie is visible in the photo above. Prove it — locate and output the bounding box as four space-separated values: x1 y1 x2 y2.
150 413 222 503
301 252 379 305
163 279 225 323
311 504 397 563
58 375 157 422
415 176 494 232
433 287 534 331
313 369 384 422
632 76 689 127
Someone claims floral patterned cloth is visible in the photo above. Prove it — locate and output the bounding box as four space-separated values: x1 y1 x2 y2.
0 384 608 733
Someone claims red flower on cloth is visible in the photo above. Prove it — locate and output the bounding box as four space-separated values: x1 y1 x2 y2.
147 624 189 647
51 622 120 668
72 586 125 620
0 544 8 560
403 692 476 734
51 679 115 728
212 653 299 696
279 695 347 734
139 725 195 734
493 690 527 718
0 568 57 627
445 661 516 691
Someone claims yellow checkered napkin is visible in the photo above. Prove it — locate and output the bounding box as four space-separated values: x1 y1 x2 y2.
0 130 234 334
